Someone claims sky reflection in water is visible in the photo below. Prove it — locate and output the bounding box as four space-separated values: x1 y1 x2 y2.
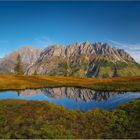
0 87 140 111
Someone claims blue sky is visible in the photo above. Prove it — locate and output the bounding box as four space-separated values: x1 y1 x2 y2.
0 1 140 62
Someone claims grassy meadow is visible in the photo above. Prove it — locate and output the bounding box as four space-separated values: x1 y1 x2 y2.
0 74 140 91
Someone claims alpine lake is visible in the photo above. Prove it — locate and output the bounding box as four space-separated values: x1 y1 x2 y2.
0 87 140 111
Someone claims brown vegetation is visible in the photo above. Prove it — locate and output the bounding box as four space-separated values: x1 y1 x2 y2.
0 75 140 91
0 99 140 139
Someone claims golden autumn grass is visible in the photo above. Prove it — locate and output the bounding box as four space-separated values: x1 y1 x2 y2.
0 74 140 91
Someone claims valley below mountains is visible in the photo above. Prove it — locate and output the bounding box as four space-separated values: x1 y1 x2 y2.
1 42 140 78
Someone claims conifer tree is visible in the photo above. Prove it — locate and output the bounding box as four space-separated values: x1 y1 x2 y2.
14 54 24 75
113 65 118 77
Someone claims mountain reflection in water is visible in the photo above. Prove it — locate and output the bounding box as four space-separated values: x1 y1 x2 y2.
18 87 123 102
0 87 140 111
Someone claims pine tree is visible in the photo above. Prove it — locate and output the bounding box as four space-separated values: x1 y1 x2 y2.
14 54 24 75
113 65 118 77
34 70 37 75
64 60 71 76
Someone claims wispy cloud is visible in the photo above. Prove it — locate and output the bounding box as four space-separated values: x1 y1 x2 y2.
110 40 140 63
34 36 56 48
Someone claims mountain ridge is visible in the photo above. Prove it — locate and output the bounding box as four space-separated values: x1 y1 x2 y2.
25 42 140 78
0 42 140 78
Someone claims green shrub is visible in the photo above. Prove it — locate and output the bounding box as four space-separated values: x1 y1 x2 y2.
0 99 140 139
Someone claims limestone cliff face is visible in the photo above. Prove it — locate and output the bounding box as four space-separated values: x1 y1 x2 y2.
25 42 140 78
0 46 41 73
0 42 139 77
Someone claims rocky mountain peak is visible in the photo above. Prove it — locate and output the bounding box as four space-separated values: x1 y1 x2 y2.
37 44 65 63
0 46 41 73
37 42 135 63
0 42 139 77
25 42 139 77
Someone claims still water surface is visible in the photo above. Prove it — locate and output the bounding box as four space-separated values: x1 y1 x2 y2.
0 87 140 111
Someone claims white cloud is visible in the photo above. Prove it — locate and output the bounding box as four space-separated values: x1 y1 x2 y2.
34 36 56 49
109 40 140 63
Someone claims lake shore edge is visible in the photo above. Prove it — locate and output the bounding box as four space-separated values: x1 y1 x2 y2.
0 74 140 92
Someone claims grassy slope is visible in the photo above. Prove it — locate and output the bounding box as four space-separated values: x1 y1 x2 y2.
96 61 140 78
0 99 140 139
0 74 140 91
98 65 140 78
118 65 140 76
